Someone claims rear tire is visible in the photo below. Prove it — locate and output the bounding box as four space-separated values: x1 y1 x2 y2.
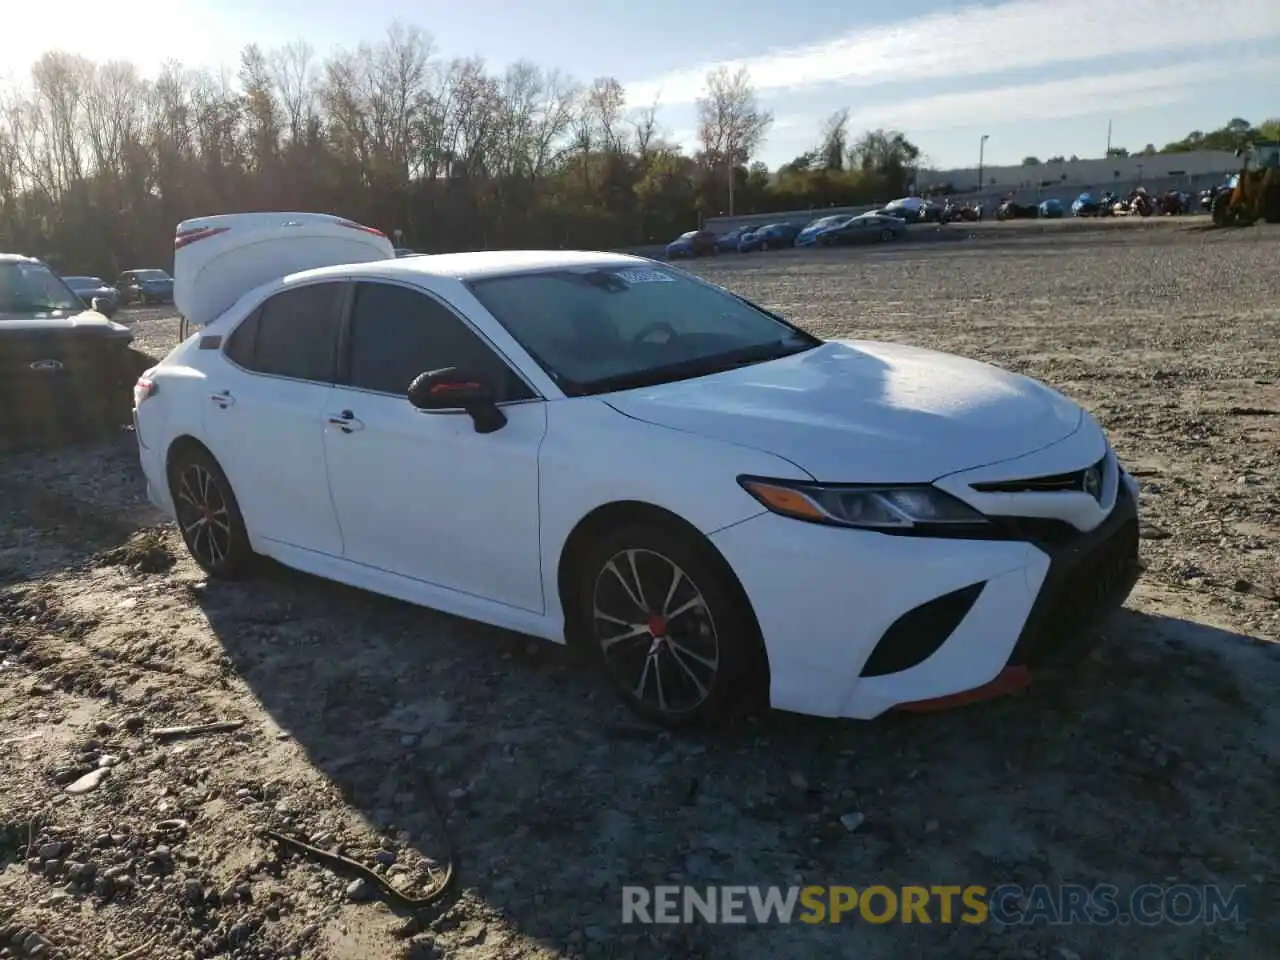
167 446 255 580
879 228 894 242
573 522 763 728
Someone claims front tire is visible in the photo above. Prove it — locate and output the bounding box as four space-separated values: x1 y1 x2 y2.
574 523 762 728
168 446 255 579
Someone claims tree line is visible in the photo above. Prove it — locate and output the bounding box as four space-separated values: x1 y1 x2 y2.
0 26 925 276
3 24 1271 275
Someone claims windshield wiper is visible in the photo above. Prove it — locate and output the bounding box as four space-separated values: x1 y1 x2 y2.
575 340 816 396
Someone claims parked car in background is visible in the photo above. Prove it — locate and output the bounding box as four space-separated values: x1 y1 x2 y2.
714 228 751 253
814 213 909 246
1038 199 1065 219
794 215 854 247
62 275 120 317
665 230 718 259
136 211 1143 728
1 254 145 448
117 268 175 305
738 222 801 252
880 197 944 224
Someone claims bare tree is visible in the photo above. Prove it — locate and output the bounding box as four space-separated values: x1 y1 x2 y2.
631 99 661 167
819 108 849 171
696 65 772 215
270 40 315 147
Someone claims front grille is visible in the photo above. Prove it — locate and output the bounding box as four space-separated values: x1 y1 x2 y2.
971 456 1107 496
1008 515 1140 668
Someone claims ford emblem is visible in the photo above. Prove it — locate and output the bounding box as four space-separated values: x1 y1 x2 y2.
29 359 64 372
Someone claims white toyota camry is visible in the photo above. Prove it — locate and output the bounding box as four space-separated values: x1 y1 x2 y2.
133 212 1143 727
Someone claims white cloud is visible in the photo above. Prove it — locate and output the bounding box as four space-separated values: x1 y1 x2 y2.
623 0 1280 107
838 58 1267 133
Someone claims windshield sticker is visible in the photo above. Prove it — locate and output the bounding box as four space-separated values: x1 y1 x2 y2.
616 268 676 284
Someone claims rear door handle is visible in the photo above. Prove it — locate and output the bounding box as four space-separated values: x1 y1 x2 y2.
327 410 364 433
209 390 235 408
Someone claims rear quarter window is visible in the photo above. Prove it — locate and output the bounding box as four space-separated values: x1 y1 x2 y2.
223 282 345 382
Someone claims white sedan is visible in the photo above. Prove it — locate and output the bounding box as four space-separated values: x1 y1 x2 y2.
134 213 1143 727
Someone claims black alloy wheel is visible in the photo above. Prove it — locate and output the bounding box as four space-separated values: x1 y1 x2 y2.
169 448 254 578
577 523 762 727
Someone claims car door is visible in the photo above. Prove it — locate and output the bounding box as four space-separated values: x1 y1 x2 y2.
322 279 548 613
199 280 348 557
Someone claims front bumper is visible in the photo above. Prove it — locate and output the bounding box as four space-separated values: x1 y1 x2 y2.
709 474 1141 720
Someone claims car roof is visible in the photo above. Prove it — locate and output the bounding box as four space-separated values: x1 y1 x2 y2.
0 253 44 264
285 249 650 285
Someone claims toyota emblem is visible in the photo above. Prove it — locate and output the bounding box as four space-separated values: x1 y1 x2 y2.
1082 467 1102 500
29 359 64 372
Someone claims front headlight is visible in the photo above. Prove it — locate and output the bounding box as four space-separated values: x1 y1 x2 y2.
737 476 989 531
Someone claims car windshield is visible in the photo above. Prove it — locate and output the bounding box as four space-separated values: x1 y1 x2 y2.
0 261 85 313
134 269 171 281
806 216 841 229
467 264 821 396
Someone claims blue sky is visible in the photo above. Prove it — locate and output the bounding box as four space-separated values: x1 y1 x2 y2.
3 0 1277 169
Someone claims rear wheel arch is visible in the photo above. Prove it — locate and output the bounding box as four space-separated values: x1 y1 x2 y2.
165 434 218 484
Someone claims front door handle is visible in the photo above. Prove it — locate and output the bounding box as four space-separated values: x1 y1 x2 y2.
327 410 365 433
209 390 235 408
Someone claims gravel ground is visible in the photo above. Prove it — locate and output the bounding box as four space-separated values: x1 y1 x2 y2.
1 217 1278 960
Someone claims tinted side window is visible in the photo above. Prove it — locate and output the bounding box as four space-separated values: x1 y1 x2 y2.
224 308 260 368
345 282 532 401
243 283 344 382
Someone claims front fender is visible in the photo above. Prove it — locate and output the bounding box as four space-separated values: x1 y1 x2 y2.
536 398 811 629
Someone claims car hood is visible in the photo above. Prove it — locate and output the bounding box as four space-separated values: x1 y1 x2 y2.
0 309 132 337
602 339 1084 482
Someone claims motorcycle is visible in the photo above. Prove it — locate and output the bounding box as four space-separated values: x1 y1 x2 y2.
1128 188 1154 217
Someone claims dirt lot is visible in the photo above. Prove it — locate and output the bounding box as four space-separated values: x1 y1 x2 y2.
2 217 1278 960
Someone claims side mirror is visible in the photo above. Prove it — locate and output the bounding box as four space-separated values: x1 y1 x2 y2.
91 296 116 318
407 367 507 434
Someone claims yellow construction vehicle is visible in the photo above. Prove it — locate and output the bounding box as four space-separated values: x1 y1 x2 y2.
1210 140 1280 226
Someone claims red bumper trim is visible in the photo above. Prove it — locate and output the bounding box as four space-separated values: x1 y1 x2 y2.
895 665 1032 713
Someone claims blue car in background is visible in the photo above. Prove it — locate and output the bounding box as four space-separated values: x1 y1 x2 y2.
665 229 718 259
714 227 751 253
738 222 800 252
1038 198 1064 218
794 215 855 247
116 268 174 305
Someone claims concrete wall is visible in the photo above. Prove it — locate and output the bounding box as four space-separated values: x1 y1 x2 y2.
921 150 1239 193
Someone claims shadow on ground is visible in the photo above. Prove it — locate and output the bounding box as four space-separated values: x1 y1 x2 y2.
191 557 1277 958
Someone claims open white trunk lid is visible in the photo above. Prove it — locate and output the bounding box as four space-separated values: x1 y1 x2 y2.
174 212 395 327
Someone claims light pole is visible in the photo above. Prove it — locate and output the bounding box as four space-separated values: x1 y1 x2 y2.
978 134 989 192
